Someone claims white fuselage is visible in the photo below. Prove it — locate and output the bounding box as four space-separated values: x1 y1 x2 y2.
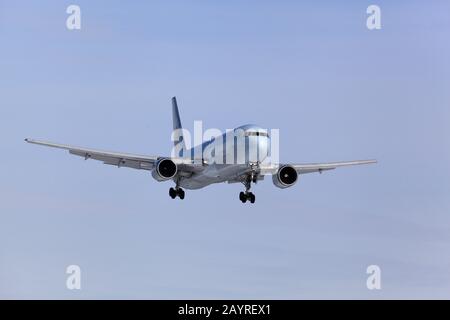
179 124 270 189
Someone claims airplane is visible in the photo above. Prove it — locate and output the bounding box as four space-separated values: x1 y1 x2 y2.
25 97 376 204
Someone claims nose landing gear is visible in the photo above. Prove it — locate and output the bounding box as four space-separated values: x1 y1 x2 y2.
239 175 256 204
239 191 255 203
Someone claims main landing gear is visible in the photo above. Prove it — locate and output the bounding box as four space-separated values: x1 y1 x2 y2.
239 174 256 204
169 187 185 200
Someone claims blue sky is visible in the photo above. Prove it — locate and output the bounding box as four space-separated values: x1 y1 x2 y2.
1 0 449 299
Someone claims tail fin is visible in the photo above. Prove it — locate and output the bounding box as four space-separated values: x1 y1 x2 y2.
171 96 186 156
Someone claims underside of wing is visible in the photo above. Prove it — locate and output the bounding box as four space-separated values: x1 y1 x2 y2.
260 159 377 175
292 159 377 174
25 138 158 170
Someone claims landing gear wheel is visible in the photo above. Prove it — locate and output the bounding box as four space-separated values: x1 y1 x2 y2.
239 174 257 204
169 187 185 199
178 188 185 200
239 191 256 204
169 187 177 199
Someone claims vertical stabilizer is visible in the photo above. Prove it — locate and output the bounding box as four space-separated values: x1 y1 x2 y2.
171 97 186 157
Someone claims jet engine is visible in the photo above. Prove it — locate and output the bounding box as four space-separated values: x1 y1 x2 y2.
152 158 178 181
272 165 298 189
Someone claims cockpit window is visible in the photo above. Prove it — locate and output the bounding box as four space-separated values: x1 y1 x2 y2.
245 131 269 137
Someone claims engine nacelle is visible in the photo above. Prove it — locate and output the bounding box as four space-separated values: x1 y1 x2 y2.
272 165 298 189
152 158 178 181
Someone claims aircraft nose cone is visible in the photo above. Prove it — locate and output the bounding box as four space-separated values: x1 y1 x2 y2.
248 135 269 163
258 136 269 162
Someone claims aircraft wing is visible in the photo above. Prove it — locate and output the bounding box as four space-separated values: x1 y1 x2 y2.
260 159 377 175
25 138 160 171
292 159 377 174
